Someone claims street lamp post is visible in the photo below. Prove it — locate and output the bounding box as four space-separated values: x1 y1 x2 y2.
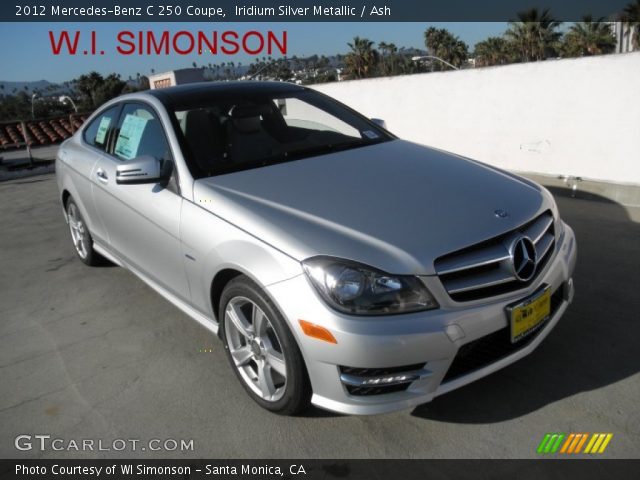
31 93 38 119
59 95 78 112
411 55 460 71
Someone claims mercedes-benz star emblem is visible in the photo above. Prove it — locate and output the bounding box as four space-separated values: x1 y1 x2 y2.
510 236 538 281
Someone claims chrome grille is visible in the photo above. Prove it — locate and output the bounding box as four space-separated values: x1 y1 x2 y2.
435 211 555 301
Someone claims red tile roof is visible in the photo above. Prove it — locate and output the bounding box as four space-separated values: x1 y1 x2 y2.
0 114 87 149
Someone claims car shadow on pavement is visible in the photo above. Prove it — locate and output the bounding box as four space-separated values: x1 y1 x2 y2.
298 407 343 418
412 189 640 423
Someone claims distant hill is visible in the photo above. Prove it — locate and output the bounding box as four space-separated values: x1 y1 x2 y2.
0 80 71 96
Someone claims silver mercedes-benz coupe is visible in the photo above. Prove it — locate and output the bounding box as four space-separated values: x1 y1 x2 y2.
56 82 576 415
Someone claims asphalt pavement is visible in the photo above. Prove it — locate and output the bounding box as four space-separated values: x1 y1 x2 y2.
0 174 638 458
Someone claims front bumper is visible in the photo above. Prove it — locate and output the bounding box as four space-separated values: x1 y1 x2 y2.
267 222 577 415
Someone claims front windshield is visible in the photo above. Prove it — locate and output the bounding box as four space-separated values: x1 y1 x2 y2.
171 89 392 178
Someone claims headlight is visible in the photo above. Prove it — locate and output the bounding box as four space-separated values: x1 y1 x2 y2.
302 257 438 315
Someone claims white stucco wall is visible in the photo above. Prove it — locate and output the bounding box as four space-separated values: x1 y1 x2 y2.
312 52 640 186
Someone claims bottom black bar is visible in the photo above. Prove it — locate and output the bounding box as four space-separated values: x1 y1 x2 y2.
1 459 639 480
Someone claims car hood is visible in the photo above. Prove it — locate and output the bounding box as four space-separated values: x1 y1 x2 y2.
194 140 548 275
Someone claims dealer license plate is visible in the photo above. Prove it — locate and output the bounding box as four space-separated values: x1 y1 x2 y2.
507 286 551 343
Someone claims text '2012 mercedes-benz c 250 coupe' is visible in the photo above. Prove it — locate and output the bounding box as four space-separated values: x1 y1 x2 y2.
56 82 576 415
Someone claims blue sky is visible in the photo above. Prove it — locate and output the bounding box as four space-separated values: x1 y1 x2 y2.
0 22 508 82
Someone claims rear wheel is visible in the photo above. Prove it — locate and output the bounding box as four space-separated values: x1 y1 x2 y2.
66 197 102 266
219 276 311 415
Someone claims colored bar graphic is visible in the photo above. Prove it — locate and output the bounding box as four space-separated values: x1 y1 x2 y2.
538 433 613 454
567 434 582 454
545 434 558 453
584 433 614 454
584 434 598 453
550 434 565 453
592 434 606 452
560 434 575 453
537 433 552 454
574 433 589 453
598 434 613 453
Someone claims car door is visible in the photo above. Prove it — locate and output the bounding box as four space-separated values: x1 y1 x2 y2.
64 104 122 245
90 102 190 301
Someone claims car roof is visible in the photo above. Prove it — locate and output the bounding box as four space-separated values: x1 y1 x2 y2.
144 81 307 109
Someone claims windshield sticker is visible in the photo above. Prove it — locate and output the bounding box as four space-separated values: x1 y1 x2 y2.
95 116 111 145
363 130 379 139
114 114 149 160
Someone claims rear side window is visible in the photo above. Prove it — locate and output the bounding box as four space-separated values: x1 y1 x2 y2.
83 105 120 150
112 103 171 163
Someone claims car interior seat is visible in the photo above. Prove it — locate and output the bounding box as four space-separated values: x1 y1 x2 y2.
227 104 280 165
183 109 225 176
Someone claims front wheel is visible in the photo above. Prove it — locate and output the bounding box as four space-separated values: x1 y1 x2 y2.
219 276 311 415
66 197 102 266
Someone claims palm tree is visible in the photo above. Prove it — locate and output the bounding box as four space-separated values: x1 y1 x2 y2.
562 16 616 56
386 43 399 74
344 36 379 79
377 42 400 75
75 71 107 106
474 37 512 66
621 0 640 50
505 8 563 61
424 27 469 70
378 41 390 74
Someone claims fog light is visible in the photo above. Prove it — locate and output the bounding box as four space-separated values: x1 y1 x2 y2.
362 374 416 385
340 368 432 388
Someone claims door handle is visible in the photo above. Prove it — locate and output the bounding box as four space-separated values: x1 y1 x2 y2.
96 168 108 183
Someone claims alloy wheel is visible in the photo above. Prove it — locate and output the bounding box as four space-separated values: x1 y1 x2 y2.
224 296 287 402
67 203 88 259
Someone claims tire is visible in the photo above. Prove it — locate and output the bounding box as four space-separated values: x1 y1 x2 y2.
219 275 311 415
65 197 103 266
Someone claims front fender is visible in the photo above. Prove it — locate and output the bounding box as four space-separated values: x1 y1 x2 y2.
180 200 302 321
56 158 94 233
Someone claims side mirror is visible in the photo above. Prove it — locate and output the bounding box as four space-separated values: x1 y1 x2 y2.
116 155 163 184
370 118 387 130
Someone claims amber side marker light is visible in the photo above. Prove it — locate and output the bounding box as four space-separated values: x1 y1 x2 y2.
299 320 337 344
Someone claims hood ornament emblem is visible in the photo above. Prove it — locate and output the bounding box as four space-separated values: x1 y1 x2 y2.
494 209 509 218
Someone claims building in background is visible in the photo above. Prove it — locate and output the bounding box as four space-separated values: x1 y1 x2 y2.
148 68 204 89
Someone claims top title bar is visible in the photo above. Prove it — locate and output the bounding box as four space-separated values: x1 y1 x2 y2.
1 0 633 22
